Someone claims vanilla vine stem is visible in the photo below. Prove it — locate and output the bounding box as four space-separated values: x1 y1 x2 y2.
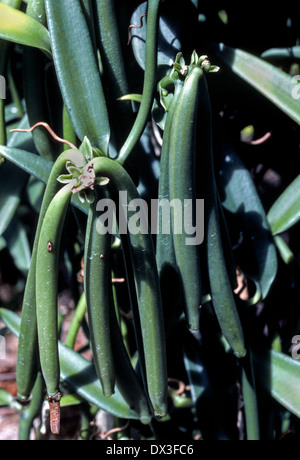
117 0 161 166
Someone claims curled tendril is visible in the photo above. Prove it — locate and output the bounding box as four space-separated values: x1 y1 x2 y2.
10 122 78 150
128 13 147 45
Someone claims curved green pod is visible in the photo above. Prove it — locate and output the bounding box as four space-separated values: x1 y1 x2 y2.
16 149 85 401
117 0 161 166
109 290 152 424
45 0 110 154
23 0 60 161
168 66 204 332
156 78 184 278
35 183 74 399
91 157 168 417
93 0 132 149
1 307 146 422
63 287 152 423
84 189 115 397
200 76 246 359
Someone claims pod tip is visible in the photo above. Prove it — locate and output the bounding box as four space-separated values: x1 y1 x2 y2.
234 348 247 359
140 415 152 425
17 393 31 404
103 389 115 398
48 392 62 435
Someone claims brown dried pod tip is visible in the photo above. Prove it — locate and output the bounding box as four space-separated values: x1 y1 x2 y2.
48 392 62 435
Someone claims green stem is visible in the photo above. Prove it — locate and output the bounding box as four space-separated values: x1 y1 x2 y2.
241 351 260 440
78 408 91 440
117 0 160 166
18 373 44 441
65 291 87 349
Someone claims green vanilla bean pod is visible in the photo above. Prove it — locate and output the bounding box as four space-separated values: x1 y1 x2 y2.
168 64 204 332
109 292 152 424
207 188 246 358
84 188 116 397
45 0 110 155
201 71 247 358
35 183 74 433
156 62 185 277
93 0 132 149
90 157 168 417
155 57 188 336
117 0 160 166
63 281 152 422
16 149 86 401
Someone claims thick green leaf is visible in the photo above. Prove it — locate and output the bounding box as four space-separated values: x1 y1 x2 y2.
214 44 300 125
5 101 25 123
45 0 110 154
26 177 45 214
0 145 53 183
0 160 28 235
0 116 34 236
0 2 51 58
130 1 181 70
261 46 300 62
3 214 31 275
0 308 139 420
217 143 278 299
254 350 300 418
267 175 300 235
